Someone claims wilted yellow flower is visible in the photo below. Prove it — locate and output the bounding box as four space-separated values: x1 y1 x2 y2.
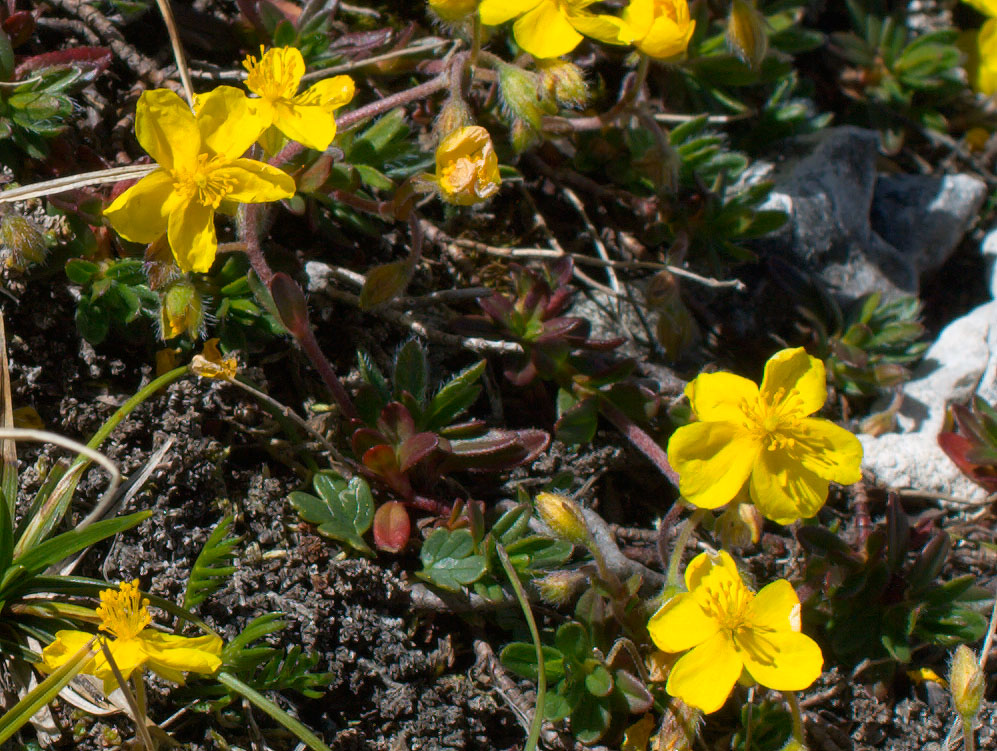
41 580 223 693
479 0 632 59
191 338 238 380
648 550 823 713
433 126 501 205
429 0 479 22
667 347 863 524
104 87 295 273
242 46 355 152
622 0 695 60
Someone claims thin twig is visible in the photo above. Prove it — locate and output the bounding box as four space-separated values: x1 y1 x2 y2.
153 0 194 106
0 165 157 205
561 186 620 296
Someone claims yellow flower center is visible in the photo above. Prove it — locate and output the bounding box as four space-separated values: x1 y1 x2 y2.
96 580 152 641
699 575 754 633
440 156 481 193
173 154 237 208
738 387 808 452
243 47 299 102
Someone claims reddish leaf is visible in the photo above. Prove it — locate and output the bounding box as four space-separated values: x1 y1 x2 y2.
270 272 309 338
3 11 34 49
15 46 111 78
377 402 415 444
351 427 386 458
938 432 997 492
373 501 411 553
398 432 438 472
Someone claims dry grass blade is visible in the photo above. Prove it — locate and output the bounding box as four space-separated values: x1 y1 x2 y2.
154 0 194 106
0 165 157 205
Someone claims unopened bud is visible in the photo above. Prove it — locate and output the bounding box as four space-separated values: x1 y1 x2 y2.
536 58 589 109
653 698 701 751
498 63 548 132
270 272 309 338
950 645 984 722
434 94 473 144
0 213 48 270
534 569 587 606
428 0 479 23
510 118 540 153
534 492 592 546
727 0 768 70
159 279 204 340
716 502 762 549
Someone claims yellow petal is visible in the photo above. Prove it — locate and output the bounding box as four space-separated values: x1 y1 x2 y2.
749 448 828 524
640 13 695 59
667 421 759 509
648 592 719 653
747 579 800 633
513 0 583 58
966 0 997 16
92 637 149 693
621 0 654 39
135 89 199 171
684 549 740 592
272 101 338 151
41 629 97 673
217 159 296 203
300 75 355 110
197 86 265 160
103 170 176 244
567 10 634 45
759 347 826 417
737 629 823 691
791 417 863 485
139 630 223 677
665 631 742 713
167 199 217 273
684 371 759 423
480 0 541 25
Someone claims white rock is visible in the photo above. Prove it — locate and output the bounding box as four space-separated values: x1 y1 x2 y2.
860 300 997 501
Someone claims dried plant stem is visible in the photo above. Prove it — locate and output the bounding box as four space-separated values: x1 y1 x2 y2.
153 0 194 106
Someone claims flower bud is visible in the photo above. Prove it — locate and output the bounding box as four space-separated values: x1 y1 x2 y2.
433 125 501 206
498 63 548 132
949 645 984 722
716 502 762 550
0 213 48 270
433 94 473 145
534 492 592 546
159 279 204 340
510 118 540 153
534 569 587 606
428 0 479 23
652 697 700 751
536 58 589 109
727 0 768 70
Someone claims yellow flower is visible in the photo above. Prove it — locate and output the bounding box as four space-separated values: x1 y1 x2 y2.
191 338 238 380
976 19 997 95
479 0 632 59
648 550 823 713
621 0 695 60
41 580 223 694
964 0 997 16
429 0 480 22
433 126 501 205
243 46 354 152
103 87 295 274
666 347 862 524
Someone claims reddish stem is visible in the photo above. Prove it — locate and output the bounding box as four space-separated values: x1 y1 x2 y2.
598 398 680 489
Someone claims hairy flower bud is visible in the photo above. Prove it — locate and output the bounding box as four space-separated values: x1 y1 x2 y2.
652 698 701 751
536 58 589 109
534 569 587 606
498 63 548 132
159 279 204 340
0 213 48 270
428 0 479 22
950 645 984 722
434 94 473 144
535 492 592 546
716 502 762 550
727 0 768 70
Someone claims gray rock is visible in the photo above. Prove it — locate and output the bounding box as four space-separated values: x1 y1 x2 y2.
871 173 986 277
981 227 997 299
860 300 997 501
753 126 982 301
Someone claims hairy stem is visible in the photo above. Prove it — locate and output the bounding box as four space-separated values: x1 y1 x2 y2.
597 398 679 488
666 508 705 588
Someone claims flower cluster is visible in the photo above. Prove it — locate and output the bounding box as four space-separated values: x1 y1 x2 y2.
41 580 223 693
105 47 353 274
477 0 694 60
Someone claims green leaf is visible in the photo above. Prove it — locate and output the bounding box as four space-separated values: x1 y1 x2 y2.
555 394 598 446
500 643 564 682
75 298 109 344
422 360 486 431
65 258 99 284
393 339 428 405
183 515 240 610
571 693 612 744
417 528 486 591
555 621 591 662
288 472 374 555
584 664 613 697
360 260 413 309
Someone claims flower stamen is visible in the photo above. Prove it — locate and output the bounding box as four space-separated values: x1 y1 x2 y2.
96 579 151 641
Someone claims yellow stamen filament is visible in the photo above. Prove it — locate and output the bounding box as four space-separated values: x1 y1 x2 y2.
96 580 151 641
173 154 237 208
243 46 299 101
